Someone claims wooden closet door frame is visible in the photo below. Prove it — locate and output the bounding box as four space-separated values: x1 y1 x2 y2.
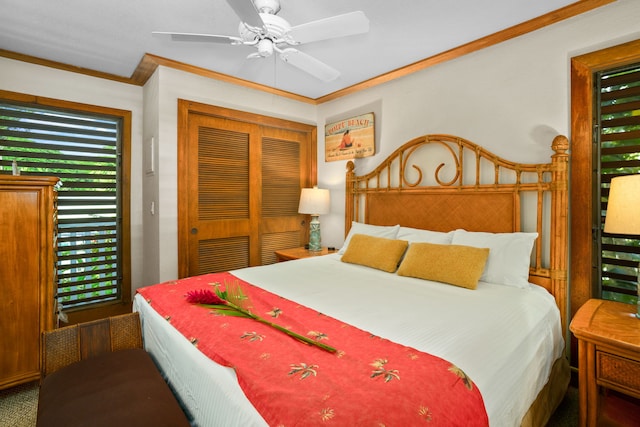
177 100 317 278
570 39 640 318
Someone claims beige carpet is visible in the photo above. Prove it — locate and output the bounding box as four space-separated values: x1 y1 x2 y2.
0 382 38 427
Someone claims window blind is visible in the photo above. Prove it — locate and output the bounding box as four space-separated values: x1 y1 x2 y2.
597 65 640 303
0 101 122 309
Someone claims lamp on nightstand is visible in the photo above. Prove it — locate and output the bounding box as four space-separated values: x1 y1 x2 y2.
298 186 330 252
603 174 640 319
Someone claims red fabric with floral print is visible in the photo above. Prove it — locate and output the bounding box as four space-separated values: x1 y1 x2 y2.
137 272 488 426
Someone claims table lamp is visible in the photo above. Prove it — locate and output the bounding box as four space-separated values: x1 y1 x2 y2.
603 174 640 319
298 186 330 251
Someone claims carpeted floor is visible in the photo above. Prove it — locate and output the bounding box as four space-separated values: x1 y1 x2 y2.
0 382 38 427
1 381 578 426
547 385 579 426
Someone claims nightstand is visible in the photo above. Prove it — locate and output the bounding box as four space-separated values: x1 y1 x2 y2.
274 246 333 262
570 299 640 427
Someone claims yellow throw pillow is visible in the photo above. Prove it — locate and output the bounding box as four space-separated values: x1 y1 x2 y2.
341 234 408 273
397 242 490 289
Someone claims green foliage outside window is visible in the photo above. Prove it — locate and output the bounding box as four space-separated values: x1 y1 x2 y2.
1 102 121 310
598 65 640 305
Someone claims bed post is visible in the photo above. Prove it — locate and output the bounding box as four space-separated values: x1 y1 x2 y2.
550 135 570 342
345 161 356 237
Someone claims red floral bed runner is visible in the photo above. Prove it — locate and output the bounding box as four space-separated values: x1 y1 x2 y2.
137 272 488 426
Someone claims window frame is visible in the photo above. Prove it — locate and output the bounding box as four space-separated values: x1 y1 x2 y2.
570 39 640 317
0 89 132 324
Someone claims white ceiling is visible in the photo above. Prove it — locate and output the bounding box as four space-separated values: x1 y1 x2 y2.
2 0 585 99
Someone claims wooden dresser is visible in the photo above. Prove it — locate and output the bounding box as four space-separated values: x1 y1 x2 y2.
0 175 59 389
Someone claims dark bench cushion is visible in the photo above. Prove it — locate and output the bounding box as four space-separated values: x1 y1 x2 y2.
37 348 189 427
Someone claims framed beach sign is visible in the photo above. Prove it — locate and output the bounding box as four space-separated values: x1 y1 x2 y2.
325 113 375 162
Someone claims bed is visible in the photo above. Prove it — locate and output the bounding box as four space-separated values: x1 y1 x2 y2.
134 133 571 426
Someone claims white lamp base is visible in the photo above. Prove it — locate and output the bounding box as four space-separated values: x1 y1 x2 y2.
308 215 322 251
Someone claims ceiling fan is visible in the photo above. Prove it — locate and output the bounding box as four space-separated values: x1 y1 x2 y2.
153 0 369 82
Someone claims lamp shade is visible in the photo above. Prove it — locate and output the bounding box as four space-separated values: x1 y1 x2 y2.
604 174 640 235
298 187 330 215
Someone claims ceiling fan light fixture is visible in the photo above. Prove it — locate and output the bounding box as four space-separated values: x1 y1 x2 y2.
257 38 274 57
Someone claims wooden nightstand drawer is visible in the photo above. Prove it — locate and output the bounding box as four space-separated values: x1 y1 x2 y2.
597 351 640 396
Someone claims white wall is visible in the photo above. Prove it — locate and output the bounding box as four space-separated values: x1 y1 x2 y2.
315 0 640 249
142 70 161 289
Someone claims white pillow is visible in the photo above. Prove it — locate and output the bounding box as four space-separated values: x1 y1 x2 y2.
338 222 400 254
397 226 453 245
451 229 538 289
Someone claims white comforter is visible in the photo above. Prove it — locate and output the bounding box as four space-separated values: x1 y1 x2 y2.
134 254 565 426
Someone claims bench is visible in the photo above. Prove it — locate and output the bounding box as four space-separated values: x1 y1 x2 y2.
36 312 190 427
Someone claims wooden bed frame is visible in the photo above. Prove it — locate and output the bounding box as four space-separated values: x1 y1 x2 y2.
345 134 570 339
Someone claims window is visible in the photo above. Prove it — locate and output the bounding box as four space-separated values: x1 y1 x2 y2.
569 40 640 368
0 94 131 315
596 64 640 304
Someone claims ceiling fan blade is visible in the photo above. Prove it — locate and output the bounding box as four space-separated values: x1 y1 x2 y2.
152 31 242 44
279 48 339 82
288 11 369 44
226 0 265 32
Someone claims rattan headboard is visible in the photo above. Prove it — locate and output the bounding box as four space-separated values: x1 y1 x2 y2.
345 134 570 337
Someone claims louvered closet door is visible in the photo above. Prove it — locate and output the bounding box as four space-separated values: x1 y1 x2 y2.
184 113 311 276
260 126 310 265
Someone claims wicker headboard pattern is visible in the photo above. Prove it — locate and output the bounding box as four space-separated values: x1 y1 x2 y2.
345 134 570 336
366 192 519 233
